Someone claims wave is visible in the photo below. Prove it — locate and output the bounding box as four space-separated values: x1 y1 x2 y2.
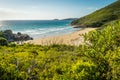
0 20 80 38
13 26 76 38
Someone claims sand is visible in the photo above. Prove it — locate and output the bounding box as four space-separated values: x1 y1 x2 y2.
26 28 96 46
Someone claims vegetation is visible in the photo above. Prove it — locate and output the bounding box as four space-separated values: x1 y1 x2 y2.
71 0 120 27
0 1 120 79
0 20 120 79
0 37 8 46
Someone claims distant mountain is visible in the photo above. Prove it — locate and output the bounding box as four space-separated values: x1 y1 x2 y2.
53 19 59 20
62 18 78 20
71 0 120 28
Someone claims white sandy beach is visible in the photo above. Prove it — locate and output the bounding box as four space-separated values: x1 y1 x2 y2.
26 28 96 46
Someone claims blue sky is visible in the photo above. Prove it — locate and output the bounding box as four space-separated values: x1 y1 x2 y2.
0 0 116 20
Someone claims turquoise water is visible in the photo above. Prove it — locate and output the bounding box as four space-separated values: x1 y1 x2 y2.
0 20 80 38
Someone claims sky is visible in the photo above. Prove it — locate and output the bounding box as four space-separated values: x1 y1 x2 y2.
0 0 117 20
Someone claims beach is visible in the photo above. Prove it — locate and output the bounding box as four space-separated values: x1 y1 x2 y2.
0 20 96 46
26 28 96 46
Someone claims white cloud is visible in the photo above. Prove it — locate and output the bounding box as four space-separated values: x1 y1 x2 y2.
0 7 57 20
0 8 29 14
0 7 98 20
0 7 67 20
0 8 33 20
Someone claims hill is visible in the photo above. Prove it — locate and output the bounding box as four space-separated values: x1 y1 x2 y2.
71 0 120 27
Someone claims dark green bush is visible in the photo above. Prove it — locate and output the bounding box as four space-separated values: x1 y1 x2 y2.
0 31 5 38
0 37 8 46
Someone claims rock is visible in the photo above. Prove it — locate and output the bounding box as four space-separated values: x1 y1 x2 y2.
4 30 14 42
20 34 32 41
3 30 33 42
4 30 13 35
17 32 22 36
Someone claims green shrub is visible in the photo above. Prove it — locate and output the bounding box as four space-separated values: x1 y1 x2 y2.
8 42 16 47
0 21 120 79
0 37 8 46
81 21 120 79
0 31 5 38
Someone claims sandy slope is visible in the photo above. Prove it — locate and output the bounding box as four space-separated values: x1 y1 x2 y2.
26 28 96 46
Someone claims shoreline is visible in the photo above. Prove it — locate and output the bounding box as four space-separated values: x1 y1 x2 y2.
26 28 96 46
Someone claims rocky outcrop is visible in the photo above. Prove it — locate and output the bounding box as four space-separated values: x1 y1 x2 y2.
4 30 33 42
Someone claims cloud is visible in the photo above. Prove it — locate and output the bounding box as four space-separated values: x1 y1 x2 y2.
0 7 66 20
0 8 28 14
0 8 31 20
0 8 53 20
0 7 98 20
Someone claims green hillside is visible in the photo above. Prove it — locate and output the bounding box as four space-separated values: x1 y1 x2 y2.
71 0 120 27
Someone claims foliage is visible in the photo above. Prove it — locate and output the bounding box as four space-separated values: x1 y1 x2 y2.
0 31 5 38
82 21 120 79
0 21 120 79
0 37 8 46
71 0 120 27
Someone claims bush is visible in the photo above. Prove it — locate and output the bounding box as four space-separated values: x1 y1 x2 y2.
8 42 16 47
0 31 5 38
82 21 120 79
0 37 8 46
0 21 120 79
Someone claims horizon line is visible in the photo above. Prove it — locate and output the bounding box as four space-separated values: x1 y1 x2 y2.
0 18 78 21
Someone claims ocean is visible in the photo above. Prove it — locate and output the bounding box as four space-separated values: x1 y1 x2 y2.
0 20 80 39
